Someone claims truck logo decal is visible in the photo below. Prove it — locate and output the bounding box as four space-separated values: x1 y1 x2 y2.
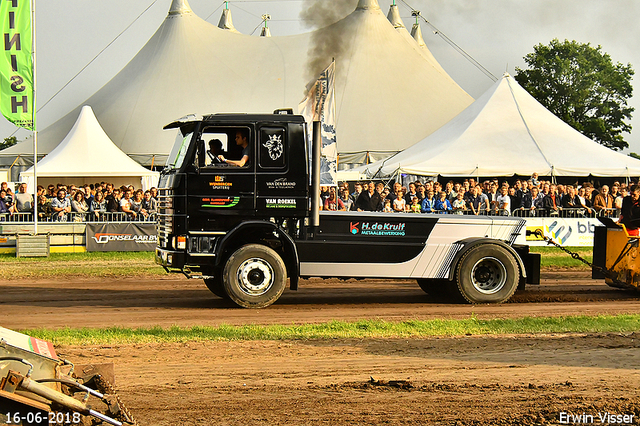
266 198 296 208
266 178 296 189
263 134 284 160
202 197 240 208
351 221 406 236
350 222 359 234
209 176 232 190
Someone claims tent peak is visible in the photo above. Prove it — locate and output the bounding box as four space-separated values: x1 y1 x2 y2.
410 21 425 47
169 0 192 15
387 4 405 28
218 7 240 33
356 0 381 11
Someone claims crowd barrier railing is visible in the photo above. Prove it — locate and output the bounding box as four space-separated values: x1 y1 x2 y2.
0 212 157 223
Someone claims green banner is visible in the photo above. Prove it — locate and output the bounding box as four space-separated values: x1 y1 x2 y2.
0 0 33 130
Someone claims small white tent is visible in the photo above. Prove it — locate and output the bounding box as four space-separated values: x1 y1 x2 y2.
20 106 159 190
356 73 640 178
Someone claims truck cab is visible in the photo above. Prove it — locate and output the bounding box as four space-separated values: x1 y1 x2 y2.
156 112 540 308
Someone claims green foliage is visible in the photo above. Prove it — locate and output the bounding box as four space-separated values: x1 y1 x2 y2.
515 39 634 151
0 136 17 150
630 152 640 160
23 315 640 344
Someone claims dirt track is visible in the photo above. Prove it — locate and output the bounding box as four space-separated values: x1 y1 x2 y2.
3 271 640 425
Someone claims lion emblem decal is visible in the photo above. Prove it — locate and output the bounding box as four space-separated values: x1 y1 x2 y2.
263 134 284 160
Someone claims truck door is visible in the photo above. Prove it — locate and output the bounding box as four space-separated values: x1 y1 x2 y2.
255 123 308 218
187 126 256 231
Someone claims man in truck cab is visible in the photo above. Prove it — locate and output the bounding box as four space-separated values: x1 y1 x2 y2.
217 129 250 167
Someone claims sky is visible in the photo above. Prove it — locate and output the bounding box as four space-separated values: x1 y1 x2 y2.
3 0 639 153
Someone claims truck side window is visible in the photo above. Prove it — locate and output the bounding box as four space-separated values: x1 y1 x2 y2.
202 127 251 168
259 127 286 169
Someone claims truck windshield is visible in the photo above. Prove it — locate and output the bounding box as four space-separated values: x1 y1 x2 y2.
165 130 193 170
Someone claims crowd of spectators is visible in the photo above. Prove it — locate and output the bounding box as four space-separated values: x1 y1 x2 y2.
0 181 158 222
320 174 633 218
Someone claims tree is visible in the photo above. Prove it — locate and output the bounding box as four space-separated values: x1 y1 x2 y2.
0 136 17 150
515 39 634 151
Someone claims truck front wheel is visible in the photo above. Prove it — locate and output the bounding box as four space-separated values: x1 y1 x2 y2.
454 244 519 304
223 244 287 308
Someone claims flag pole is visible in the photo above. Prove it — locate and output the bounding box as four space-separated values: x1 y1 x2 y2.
31 0 37 235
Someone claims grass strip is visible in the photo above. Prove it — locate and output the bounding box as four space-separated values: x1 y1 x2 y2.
530 246 592 269
0 252 165 278
22 315 640 345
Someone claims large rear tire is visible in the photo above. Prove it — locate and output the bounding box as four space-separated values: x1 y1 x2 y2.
223 244 287 308
454 244 519 304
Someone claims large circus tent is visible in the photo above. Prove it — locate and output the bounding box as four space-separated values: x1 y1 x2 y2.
0 0 472 171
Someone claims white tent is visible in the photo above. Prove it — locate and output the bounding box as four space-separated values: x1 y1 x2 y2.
356 73 640 178
0 0 472 167
20 106 159 190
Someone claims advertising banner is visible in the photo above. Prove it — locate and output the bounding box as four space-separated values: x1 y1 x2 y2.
514 217 601 247
86 223 157 252
0 0 34 129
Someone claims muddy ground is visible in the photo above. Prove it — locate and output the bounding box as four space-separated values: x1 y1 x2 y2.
3 271 640 425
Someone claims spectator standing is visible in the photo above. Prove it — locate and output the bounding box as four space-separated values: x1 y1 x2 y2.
106 189 121 213
71 190 89 220
0 190 8 216
130 190 144 219
409 197 421 213
10 183 33 214
452 192 466 215
576 187 593 215
496 187 511 215
323 189 345 211
36 195 51 221
561 185 580 210
339 188 354 211
615 188 627 210
421 190 436 213
356 182 381 212
593 185 614 215
120 190 137 220
382 199 393 212
434 191 452 213
51 189 71 221
465 186 481 215
531 172 540 187
393 192 407 212
543 184 561 216
485 182 499 213
90 191 107 220
404 182 418 205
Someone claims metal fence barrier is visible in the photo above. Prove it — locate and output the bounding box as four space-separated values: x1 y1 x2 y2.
0 212 157 223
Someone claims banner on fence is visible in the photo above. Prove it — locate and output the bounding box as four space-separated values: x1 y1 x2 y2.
86 223 157 252
514 217 601 247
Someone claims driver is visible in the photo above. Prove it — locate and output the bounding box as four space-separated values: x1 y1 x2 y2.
207 139 225 165
218 129 249 167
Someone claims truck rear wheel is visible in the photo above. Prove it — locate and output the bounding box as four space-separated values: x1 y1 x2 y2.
223 244 287 308
454 244 519 304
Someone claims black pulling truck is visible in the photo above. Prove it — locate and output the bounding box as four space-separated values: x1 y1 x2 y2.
155 111 540 308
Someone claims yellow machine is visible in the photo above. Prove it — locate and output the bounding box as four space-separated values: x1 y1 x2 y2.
593 218 640 290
